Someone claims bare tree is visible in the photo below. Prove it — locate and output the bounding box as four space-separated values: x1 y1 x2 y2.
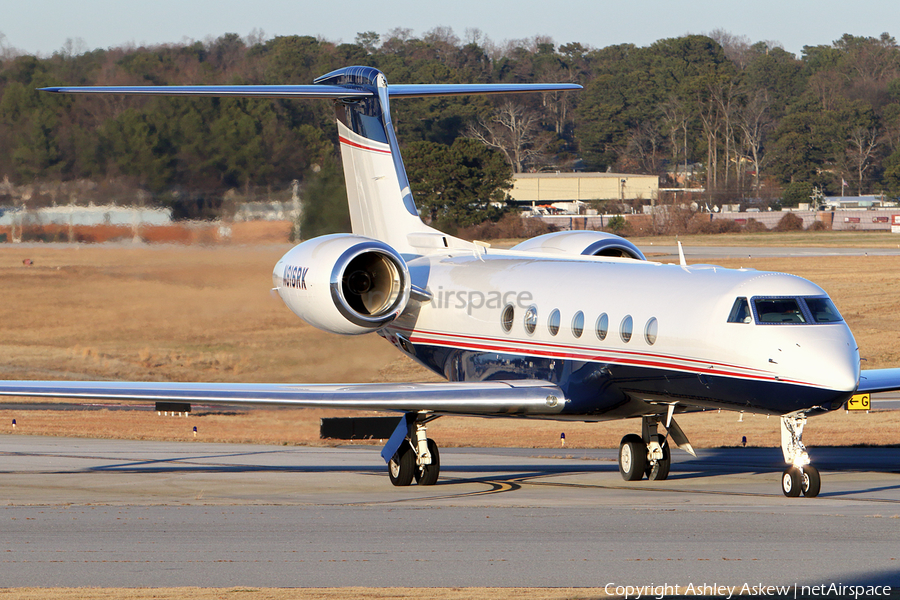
621 123 665 174
244 28 267 47
845 127 880 194
713 80 738 187
535 64 578 136
0 31 21 60
660 97 690 185
423 26 460 47
707 29 752 69
696 82 724 190
807 70 844 111
467 102 550 173
737 90 773 197
380 27 413 53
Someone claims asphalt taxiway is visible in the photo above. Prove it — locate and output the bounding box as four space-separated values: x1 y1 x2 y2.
1 435 899 588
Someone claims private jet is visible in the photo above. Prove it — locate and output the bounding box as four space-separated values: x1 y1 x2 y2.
2 65 898 497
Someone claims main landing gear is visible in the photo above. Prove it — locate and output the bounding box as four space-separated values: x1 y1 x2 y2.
388 416 441 487
618 414 694 482
780 412 820 498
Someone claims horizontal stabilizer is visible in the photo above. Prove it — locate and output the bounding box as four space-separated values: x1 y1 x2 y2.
40 83 581 100
0 379 566 416
388 83 582 97
39 85 374 99
856 368 900 394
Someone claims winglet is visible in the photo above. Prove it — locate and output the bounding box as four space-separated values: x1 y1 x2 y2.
677 241 687 268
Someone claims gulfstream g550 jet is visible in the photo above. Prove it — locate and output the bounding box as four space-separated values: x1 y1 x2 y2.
2 66 898 497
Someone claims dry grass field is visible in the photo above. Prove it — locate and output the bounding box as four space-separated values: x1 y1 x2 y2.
2 239 900 449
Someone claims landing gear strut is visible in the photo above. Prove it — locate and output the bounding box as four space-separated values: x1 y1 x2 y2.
387 415 441 487
780 412 820 498
618 415 681 482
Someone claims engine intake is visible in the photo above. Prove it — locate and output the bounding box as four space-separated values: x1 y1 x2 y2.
332 244 408 328
274 234 410 335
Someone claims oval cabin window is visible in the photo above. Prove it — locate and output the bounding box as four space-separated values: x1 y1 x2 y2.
596 313 609 341
524 306 538 335
501 304 514 333
548 309 561 336
572 311 584 338
644 317 658 345
620 315 633 343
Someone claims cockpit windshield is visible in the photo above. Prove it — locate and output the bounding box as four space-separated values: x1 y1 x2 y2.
727 297 752 323
755 298 806 323
747 296 844 325
804 297 843 323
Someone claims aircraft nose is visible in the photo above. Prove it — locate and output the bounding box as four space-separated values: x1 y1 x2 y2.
782 326 859 393
819 330 860 393
831 353 861 392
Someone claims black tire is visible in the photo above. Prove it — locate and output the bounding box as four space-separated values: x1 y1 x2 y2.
645 435 671 481
388 442 415 487
619 434 647 481
414 439 440 486
782 466 802 497
801 464 821 498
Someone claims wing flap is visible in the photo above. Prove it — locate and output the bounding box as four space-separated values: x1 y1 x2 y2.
0 380 566 416
857 369 900 394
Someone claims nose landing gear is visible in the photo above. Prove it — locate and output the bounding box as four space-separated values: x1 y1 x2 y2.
780 412 820 498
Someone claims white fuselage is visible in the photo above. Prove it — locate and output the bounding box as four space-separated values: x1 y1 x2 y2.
376 249 860 417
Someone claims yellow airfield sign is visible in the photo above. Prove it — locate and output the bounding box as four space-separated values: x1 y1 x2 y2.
847 394 870 411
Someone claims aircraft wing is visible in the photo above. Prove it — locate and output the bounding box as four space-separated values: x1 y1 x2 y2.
0 379 566 416
856 369 900 394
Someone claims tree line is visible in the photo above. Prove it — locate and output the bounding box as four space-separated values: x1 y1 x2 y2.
1 28 899 227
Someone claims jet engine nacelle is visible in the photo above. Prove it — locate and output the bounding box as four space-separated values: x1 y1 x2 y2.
273 234 410 335
510 230 646 260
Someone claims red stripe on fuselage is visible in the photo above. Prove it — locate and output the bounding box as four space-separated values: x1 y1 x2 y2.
392 325 766 375
392 326 817 388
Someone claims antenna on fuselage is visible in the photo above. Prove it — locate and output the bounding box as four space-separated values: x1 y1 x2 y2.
677 241 687 268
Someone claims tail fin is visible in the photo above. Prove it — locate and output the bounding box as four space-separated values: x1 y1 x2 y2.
41 68 580 255
314 67 433 254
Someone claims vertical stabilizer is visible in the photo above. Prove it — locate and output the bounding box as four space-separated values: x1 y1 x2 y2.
314 67 437 255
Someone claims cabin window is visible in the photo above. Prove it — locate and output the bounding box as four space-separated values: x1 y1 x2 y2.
501 304 515 332
524 306 538 334
572 311 584 338
548 309 561 336
727 297 752 323
644 317 658 345
803 297 843 323
596 313 609 341
620 315 633 343
754 297 807 324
